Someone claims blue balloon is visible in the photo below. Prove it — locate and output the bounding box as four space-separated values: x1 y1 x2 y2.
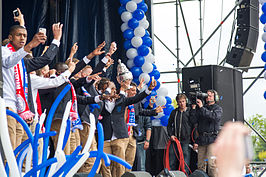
260 14 266 24
163 105 174 116
262 51 266 62
152 63 157 69
150 116 155 120
264 43 266 50
128 18 139 29
153 69 160 80
165 96 172 105
133 9 145 20
154 80 160 91
123 29 134 40
120 0 130 5
143 101 150 109
145 30 150 37
118 6 126 15
137 45 149 56
134 56 145 67
265 63 266 70
124 40 133 50
142 36 152 47
160 115 169 126
263 3 266 13
264 91 266 99
133 77 140 85
138 2 148 13
130 66 143 78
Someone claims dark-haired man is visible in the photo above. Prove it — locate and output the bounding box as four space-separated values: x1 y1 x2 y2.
2 23 62 150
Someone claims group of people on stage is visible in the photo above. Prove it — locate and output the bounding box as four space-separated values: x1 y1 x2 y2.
1 8 252 177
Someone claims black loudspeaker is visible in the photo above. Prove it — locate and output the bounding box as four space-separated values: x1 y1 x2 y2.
237 7 259 29
182 65 244 124
122 171 152 177
157 170 186 177
189 170 209 177
234 27 259 52
73 173 102 177
226 47 254 70
239 0 259 9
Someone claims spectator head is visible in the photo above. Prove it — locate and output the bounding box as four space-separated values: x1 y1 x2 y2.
81 65 93 77
36 65 49 77
55 62 68 75
97 77 110 93
176 93 187 110
8 25 27 51
127 82 137 97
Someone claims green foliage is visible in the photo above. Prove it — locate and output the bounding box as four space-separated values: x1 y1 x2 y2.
247 114 266 161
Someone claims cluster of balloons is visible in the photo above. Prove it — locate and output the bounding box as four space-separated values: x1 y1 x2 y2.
119 0 173 126
259 0 266 99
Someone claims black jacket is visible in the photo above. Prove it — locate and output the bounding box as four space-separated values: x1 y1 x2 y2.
132 103 157 141
167 107 197 144
100 91 149 141
195 103 223 145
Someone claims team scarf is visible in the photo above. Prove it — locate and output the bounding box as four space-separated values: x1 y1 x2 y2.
7 43 34 121
69 82 83 131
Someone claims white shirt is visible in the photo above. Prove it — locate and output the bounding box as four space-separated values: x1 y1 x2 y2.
2 40 60 112
30 70 71 119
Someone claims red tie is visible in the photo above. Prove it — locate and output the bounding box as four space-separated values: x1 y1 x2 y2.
36 91 42 118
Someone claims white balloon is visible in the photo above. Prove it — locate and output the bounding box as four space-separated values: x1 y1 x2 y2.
127 59 135 69
121 11 132 22
126 48 138 59
262 32 266 42
126 1 137 12
134 27 145 37
157 87 168 97
259 0 266 5
121 22 129 32
132 0 143 3
145 54 155 63
139 19 149 29
154 112 164 118
139 85 148 93
141 62 153 73
131 36 143 48
156 96 166 106
139 72 150 84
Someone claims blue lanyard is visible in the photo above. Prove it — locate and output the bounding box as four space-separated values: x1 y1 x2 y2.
21 59 28 100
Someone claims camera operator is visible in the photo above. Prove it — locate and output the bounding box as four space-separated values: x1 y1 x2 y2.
192 90 223 177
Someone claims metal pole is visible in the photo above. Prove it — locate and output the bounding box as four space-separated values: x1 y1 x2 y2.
154 34 185 66
199 0 203 65
258 168 266 177
184 0 243 67
176 0 181 93
243 69 265 95
177 0 196 66
244 120 266 144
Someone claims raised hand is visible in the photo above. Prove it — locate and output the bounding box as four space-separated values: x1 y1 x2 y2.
52 22 63 41
137 77 145 90
155 105 165 113
87 41 106 60
68 42 78 59
68 58 76 73
106 42 117 56
104 57 114 69
88 72 102 81
24 32 47 52
13 8 25 26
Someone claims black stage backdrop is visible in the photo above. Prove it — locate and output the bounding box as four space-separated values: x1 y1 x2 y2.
2 0 152 82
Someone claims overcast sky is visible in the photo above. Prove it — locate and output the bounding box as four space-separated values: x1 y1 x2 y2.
152 0 266 119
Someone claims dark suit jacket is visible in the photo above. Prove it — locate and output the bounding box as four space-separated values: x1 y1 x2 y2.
100 91 149 141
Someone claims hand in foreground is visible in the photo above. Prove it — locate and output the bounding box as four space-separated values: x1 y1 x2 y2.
212 122 250 177
170 135 176 141
155 105 165 113
52 22 63 41
106 42 117 56
68 58 76 73
137 77 145 90
87 41 106 59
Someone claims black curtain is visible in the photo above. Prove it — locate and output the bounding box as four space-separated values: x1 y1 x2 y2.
2 0 151 82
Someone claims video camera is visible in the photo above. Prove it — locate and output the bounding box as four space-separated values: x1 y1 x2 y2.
188 80 208 105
